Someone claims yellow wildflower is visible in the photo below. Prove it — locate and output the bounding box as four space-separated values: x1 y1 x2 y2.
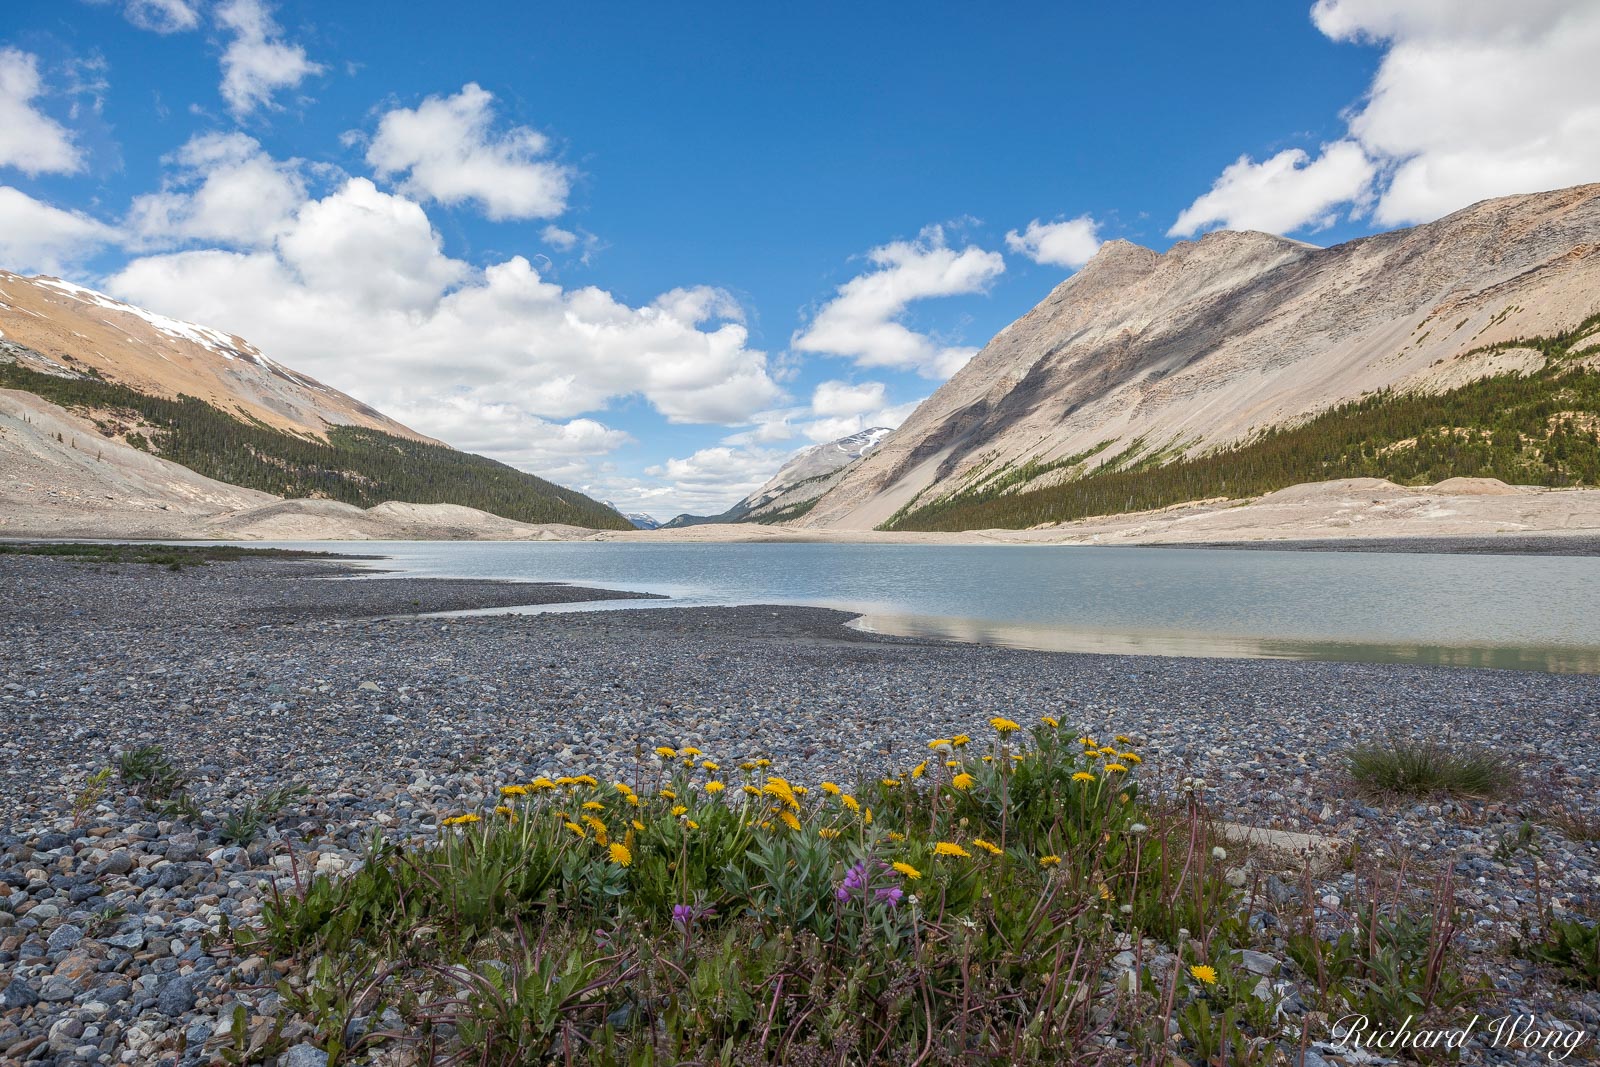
934 842 971 858
614 782 634 795
608 842 631 866
442 813 479 826
840 794 860 812
881 778 901 788
742 784 761 797
892 861 922 880
1189 964 1218 986
911 761 927 779
951 772 976 790
951 734 971 748
762 777 800 811
778 810 801 832
1120 752 1142 764
1039 855 1062 867
671 804 688 817
563 821 586 838
972 838 1002 855
654 746 678 758
821 781 842 795
1072 771 1096 783
945 759 960 768
990 717 1021 733
582 800 605 811
573 775 598 787
740 761 758 771
529 777 556 791
819 828 841 840
625 793 640 807
493 805 515 818
1098 882 1112 900
793 785 809 796
1103 763 1129 774
755 758 771 768
678 746 702 757
660 788 677 800
500 784 528 797
703 781 726 794
886 831 905 842
631 819 645 831
685 819 699 830
863 808 872 825
927 738 952 750
1115 735 1134 746
1041 715 1059 728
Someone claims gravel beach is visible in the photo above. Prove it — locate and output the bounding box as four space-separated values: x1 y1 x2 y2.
2 552 1598 1064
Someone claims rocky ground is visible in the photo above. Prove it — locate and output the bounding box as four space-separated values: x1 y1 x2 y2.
1 553 1597 1065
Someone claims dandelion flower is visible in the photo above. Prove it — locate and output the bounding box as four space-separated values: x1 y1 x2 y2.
701 760 718 771
821 781 842 795
613 782 634 795
892 861 922 880
1120 752 1142 764
1114 734 1134 746
500 784 528 797
671 804 688 817
755 758 772 768
1072 772 1095 783
1041 715 1059 728
928 738 952 750
863 808 872 826
972 838 1002 855
685 819 699 830
951 773 976 790
779 810 801 832
660 788 677 800
762 777 800 811
934 842 971 858
881 778 901 788
703 781 726 794
582 800 605 811
990 717 1021 734
739 761 758 772
631 819 645 831
742 784 761 797
654 747 678 758
1103 763 1128 774
563 821 586 838
626 793 640 807
1039 855 1061 868
951 734 971 748
678 746 703 757
608 842 632 866
886 831 905 842
911 761 927 779
529 777 556 791
442 813 479 826
573 775 598 788
1188 964 1218 986
819 828 841 840
841 794 860 812
493 805 515 818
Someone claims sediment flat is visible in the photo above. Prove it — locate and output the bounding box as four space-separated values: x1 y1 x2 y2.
2 553 1597 1061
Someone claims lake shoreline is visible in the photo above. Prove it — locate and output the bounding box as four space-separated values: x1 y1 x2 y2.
2 554 1598 1062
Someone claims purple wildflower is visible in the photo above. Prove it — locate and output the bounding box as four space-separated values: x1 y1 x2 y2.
875 885 904 906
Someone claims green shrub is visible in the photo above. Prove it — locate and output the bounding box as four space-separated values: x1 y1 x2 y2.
1520 915 1600 990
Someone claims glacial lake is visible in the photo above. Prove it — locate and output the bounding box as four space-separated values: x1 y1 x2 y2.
260 540 1600 673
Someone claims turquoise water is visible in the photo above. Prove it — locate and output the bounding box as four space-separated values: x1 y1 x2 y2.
263 540 1600 672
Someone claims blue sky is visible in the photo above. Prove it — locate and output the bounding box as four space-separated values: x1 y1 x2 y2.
4 2 1598 517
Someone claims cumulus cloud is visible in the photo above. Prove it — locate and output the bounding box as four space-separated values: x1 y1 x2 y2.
367 84 571 220
107 177 781 451
637 445 790 516
1004 215 1103 269
1174 2 1600 234
810 379 886 418
0 186 117 274
0 49 85 177
380 396 632 482
126 132 307 248
1169 141 1376 236
793 225 1005 379
215 0 323 116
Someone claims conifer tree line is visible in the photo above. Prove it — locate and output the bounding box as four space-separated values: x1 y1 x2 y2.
0 361 632 530
886 316 1600 532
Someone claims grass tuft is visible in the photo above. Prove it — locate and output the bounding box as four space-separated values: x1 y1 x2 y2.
1343 738 1518 799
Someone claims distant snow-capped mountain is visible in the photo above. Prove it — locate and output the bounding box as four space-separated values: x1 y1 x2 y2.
603 502 662 530
662 426 892 528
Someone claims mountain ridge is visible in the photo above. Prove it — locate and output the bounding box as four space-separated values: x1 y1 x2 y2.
797 183 1600 530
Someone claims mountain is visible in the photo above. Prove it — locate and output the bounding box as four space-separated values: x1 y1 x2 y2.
797 184 1600 531
604 501 662 530
662 427 891 528
0 273 631 532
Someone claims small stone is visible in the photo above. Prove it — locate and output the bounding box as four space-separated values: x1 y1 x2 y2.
281 1042 330 1067
1 976 39 1009
47 923 83 951
97 851 135 876
157 976 196 1017
1239 950 1279 976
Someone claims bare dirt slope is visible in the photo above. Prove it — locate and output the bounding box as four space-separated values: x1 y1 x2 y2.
799 184 1600 530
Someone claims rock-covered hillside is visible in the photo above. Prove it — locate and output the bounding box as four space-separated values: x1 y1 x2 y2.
664 427 890 527
0 274 631 533
798 184 1600 530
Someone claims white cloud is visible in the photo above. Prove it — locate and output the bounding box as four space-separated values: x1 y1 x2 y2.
367 84 571 220
1004 215 1102 269
541 225 578 250
215 0 324 116
0 49 85 177
1169 141 1375 236
106 178 781 451
639 445 790 515
126 132 307 248
114 0 202 33
380 396 631 481
793 225 1005 379
0 186 117 274
1175 2 1600 234
810 379 885 418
